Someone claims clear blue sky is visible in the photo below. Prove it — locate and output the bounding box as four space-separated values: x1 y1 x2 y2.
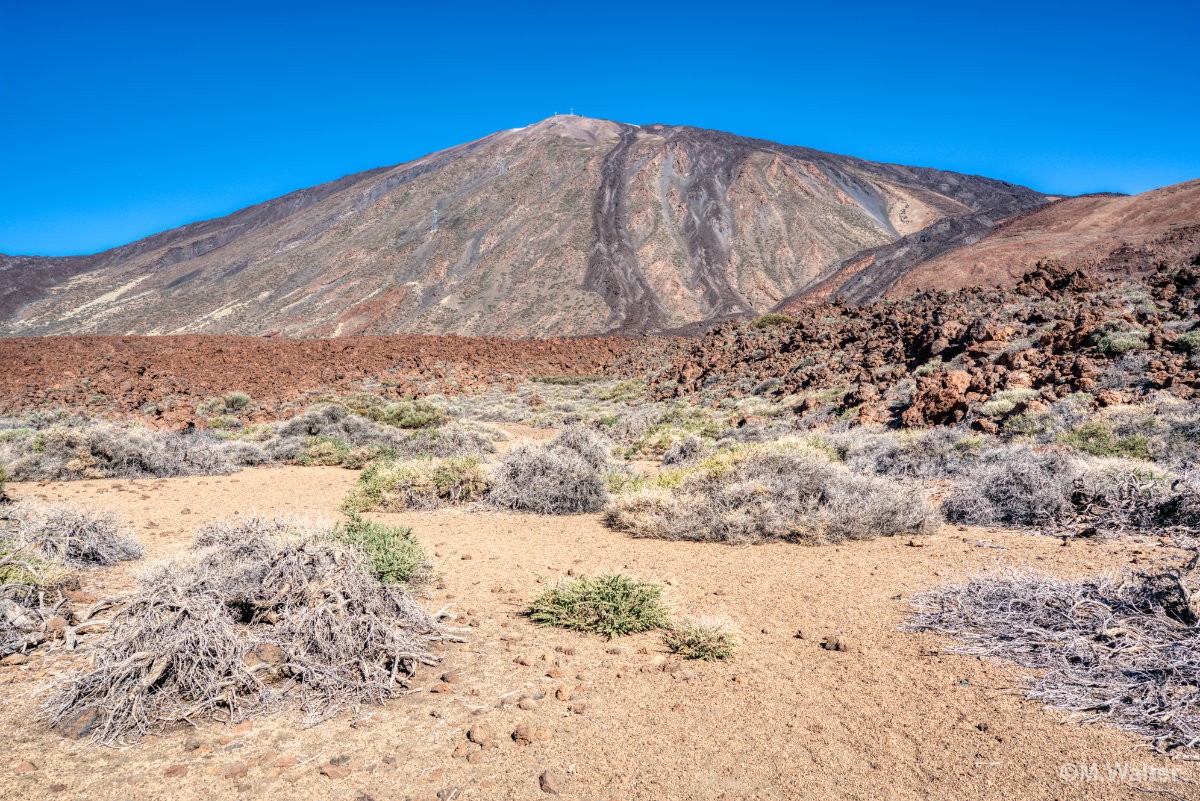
1 0 1197 256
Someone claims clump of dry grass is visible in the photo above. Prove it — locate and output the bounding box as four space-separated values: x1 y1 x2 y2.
909 554 1200 751
45 518 451 744
606 443 938 544
665 617 736 660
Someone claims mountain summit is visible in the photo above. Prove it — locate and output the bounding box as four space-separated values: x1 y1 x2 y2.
0 116 1049 337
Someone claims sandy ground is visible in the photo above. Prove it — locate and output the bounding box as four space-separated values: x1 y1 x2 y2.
2 465 1197 801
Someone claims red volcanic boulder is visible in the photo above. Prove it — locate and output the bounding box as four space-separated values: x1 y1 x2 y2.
901 369 972 427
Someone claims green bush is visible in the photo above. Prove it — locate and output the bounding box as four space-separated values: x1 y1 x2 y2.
366 398 447 429
528 573 670 638
979 388 1038 417
1091 325 1149 355
197 391 254 416
1178 329 1200 355
750 313 794 329
1055 420 1151 460
0 462 8 498
342 457 490 512
335 512 431 586
297 436 352 466
665 619 736 661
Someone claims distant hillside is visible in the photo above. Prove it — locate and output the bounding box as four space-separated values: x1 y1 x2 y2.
777 179 1200 311
0 116 1047 337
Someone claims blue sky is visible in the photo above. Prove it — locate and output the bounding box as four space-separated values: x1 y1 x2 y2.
1 0 1197 256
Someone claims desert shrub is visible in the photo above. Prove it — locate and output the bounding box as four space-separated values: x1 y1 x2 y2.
488 443 608 515
1073 461 1182 531
342 457 490 512
2 501 142 657
606 444 938 544
750 313 794 329
219 439 270 466
665 618 736 661
943 444 1200 533
550 425 613 471
714 420 796 446
595 379 646 402
366 398 447 430
1178 329 1200 355
8 501 143 567
197 391 253 417
0 462 7 499
45 524 448 743
942 446 1082 528
335 512 431 587
528 573 669 637
601 406 661 445
662 434 706 466
909 563 1200 750
0 420 244 481
262 404 407 463
979 388 1039 417
1055 419 1151 459
831 427 985 480
532 375 603 386
296 436 351 466
1091 324 1149 355
393 423 498 460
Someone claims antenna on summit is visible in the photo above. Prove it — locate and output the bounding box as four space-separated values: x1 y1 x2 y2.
431 208 438 233
499 157 505 176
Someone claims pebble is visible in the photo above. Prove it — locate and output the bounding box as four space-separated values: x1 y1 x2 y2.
14 761 37 774
467 724 496 748
821 635 854 653
320 763 351 779
513 724 552 745
539 771 563 794
164 764 188 778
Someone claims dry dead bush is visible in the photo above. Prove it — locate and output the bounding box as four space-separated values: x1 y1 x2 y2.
0 419 260 481
45 519 451 744
662 434 707 466
909 553 1200 750
830 427 986 480
1 501 141 659
606 444 938 544
943 445 1200 534
549 425 614 471
488 443 609 515
942 446 1081 528
8 500 143 567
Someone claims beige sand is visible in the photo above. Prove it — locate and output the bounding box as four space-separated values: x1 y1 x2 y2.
1 465 1193 801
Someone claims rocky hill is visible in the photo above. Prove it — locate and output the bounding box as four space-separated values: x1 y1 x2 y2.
779 179 1200 308
0 116 1047 338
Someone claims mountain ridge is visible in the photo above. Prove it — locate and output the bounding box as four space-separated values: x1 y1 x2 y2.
1 115 1051 337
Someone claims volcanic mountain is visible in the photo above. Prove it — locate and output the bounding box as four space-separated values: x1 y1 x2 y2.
0 116 1050 337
